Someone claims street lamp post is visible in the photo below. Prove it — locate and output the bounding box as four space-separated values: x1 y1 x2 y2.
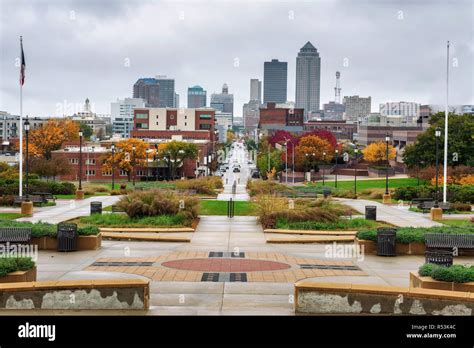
335 149 339 188
132 145 136 188
76 131 85 199
111 143 115 190
284 140 288 184
21 117 33 215
322 152 326 186
354 148 358 196
145 149 150 182
383 134 392 204
431 127 443 220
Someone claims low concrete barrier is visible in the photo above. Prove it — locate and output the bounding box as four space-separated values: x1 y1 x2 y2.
0 279 149 310
295 281 474 315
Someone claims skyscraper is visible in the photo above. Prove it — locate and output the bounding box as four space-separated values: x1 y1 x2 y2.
133 78 160 107
187 85 207 108
263 59 287 104
295 41 321 120
133 76 176 108
210 83 234 115
250 79 262 103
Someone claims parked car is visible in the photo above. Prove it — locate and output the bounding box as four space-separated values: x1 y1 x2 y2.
233 167 241 173
251 171 260 178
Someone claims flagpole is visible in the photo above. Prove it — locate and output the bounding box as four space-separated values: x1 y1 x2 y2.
443 41 449 203
19 36 23 198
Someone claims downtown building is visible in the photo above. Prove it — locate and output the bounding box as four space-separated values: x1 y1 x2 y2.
187 85 207 108
111 97 146 138
210 84 234 115
379 101 420 124
295 41 321 120
133 76 177 108
263 59 287 104
243 78 263 131
258 102 304 135
342 95 372 122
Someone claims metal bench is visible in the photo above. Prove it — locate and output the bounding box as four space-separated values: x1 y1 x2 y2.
418 201 451 213
0 227 32 245
425 233 474 260
32 192 57 202
111 205 125 213
409 198 433 208
13 195 46 206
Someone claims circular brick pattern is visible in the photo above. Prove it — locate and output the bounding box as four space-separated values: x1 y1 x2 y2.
162 258 291 272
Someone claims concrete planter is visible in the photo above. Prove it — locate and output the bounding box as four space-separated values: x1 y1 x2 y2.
0 267 37 283
410 272 474 292
368 167 395 178
356 239 425 255
30 234 102 251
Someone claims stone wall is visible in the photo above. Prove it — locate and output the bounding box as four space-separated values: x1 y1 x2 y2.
295 281 474 315
0 279 149 310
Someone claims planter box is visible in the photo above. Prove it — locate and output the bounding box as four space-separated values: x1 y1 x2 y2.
368 167 395 178
410 272 474 292
356 239 425 255
0 266 36 283
30 234 102 251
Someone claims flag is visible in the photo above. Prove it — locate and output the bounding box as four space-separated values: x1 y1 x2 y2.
20 37 26 86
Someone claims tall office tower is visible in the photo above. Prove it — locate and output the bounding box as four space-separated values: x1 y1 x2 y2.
111 97 146 138
295 41 321 120
250 78 262 103
155 76 176 107
210 83 234 115
342 95 372 121
133 78 160 107
174 93 180 108
187 85 207 108
263 59 287 104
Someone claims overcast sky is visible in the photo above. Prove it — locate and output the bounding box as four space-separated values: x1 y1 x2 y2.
0 0 472 117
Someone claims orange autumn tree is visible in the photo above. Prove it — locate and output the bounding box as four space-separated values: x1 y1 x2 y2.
362 141 396 166
295 135 334 171
26 119 80 159
101 138 150 181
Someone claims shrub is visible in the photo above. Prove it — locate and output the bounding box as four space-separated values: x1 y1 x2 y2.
277 218 377 231
393 184 474 203
247 180 294 197
80 213 187 227
0 257 35 277
0 195 15 206
419 263 474 283
0 220 99 237
77 225 100 236
84 184 110 194
451 202 472 212
175 177 221 195
357 225 474 244
110 189 122 196
117 190 199 222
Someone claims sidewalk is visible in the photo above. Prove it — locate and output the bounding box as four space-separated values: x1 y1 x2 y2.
17 195 121 224
336 198 442 227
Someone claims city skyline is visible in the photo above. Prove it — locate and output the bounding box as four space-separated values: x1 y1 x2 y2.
0 0 472 117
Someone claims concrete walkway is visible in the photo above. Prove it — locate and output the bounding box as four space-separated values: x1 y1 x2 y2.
17 195 121 224
336 198 442 227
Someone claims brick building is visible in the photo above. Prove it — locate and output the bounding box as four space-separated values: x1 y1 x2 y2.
304 120 356 141
258 103 304 134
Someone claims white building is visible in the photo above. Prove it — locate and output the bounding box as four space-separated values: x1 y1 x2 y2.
379 101 420 124
343 96 371 122
250 79 262 104
214 112 233 143
111 97 146 138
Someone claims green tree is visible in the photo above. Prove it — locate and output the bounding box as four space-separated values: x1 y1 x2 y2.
158 141 198 179
403 113 474 168
79 123 94 140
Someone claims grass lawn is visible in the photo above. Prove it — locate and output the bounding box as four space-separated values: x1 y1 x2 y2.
77 213 188 228
199 200 257 216
302 178 422 191
0 213 26 220
55 192 110 199
409 207 473 215
438 219 473 227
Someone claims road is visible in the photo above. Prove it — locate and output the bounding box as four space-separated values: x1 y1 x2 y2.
217 140 251 201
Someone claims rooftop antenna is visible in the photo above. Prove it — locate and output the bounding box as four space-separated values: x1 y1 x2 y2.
334 71 341 104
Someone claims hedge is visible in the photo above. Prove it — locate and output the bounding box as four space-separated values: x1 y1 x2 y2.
419 263 474 283
393 184 474 203
0 179 76 196
357 225 474 244
0 220 99 237
0 257 35 277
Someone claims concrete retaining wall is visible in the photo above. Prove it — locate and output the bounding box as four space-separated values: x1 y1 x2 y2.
0 279 149 310
295 281 474 315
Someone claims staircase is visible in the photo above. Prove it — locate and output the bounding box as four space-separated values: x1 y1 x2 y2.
334 160 369 176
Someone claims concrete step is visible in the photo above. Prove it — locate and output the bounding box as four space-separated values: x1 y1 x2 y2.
265 235 356 243
264 229 357 236
101 232 192 242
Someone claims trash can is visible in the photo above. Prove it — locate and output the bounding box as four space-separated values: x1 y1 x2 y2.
376 228 397 256
90 201 102 215
323 189 331 199
365 206 377 220
57 222 78 252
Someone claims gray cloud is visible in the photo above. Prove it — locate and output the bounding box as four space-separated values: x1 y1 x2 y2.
0 0 472 117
